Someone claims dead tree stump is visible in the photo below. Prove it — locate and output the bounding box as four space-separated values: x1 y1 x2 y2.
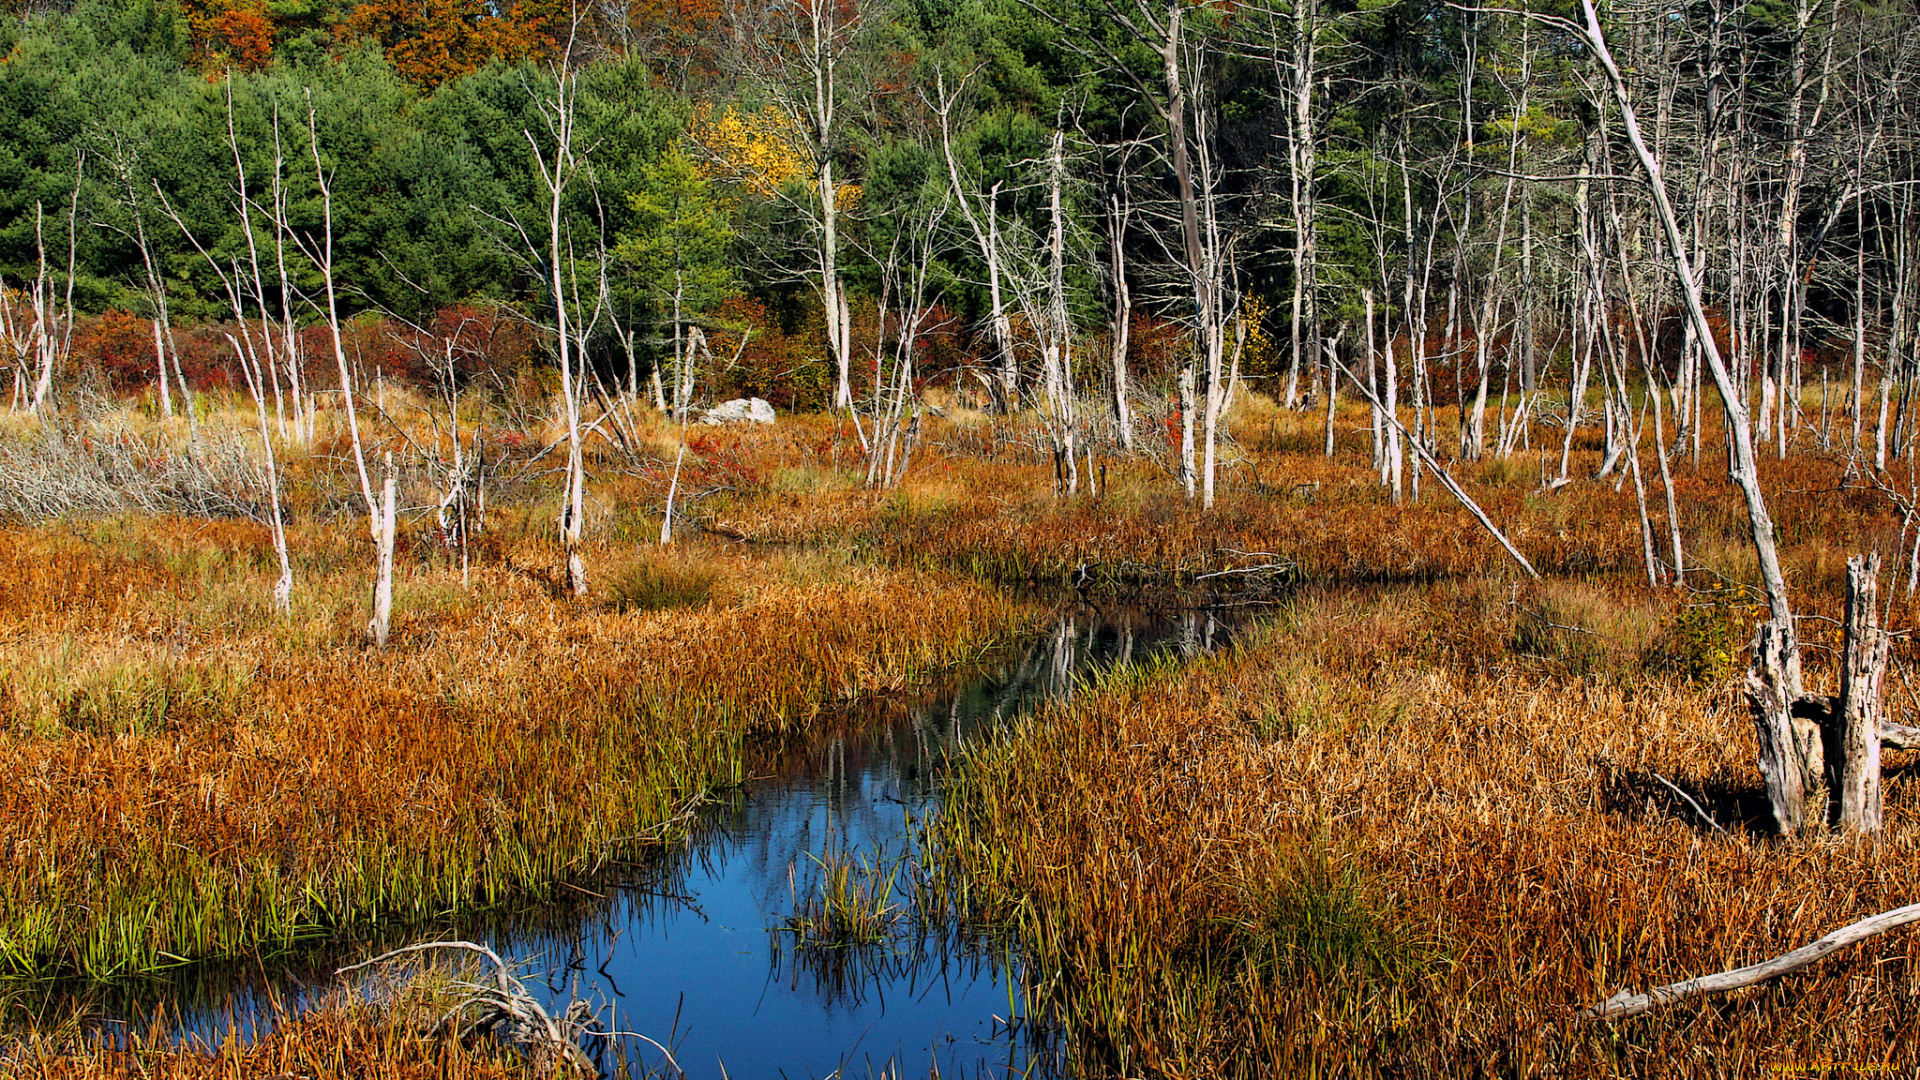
1745 553 1891 837
1829 553 1888 834
1747 616 1813 836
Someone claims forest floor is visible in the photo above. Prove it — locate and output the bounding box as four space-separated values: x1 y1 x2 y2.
4 392 1919 1076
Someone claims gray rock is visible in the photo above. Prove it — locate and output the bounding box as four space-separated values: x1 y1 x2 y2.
698 397 777 425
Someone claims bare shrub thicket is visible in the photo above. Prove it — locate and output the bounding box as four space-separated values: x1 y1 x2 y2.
0 421 266 521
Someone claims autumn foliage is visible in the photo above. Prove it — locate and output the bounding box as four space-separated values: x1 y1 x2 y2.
65 307 539 397
706 294 827 411
690 104 815 198
618 0 725 83
344 0 555 88
181 0 276 70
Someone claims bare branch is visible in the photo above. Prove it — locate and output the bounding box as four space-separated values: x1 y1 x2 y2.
1582 902 1920 1021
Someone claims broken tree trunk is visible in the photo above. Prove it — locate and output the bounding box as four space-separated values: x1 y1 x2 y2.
1746 618 1817 837
1750 553 1893 835
373 452 396 649
1829 552 1889 834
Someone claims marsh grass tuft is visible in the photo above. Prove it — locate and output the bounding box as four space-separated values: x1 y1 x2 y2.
5 642 254 738
765 464 860 495
781 845 906 949
1508 580 1664 676
1241 841 1423 987
605 556 719 612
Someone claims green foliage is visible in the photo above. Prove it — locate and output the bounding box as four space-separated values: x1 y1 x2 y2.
0 23 680 326
780 844 906 949
1645 581 1757 682
74 0 189 62
618 147 736 321
1246 842 1420 986
1484 101 1582 149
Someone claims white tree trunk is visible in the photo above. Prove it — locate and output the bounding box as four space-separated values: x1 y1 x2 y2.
1579 0 1807 832
373 452 396 648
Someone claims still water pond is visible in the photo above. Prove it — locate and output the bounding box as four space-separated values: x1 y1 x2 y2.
128 606 1242 1078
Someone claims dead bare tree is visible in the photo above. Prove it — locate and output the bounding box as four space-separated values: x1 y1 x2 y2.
936 79 1089 493
8 164 85 419
1037 127 1082 494
91 132 186 422
1461 15 1530 462
1157 0 1234 505
383 310 488 586
525 66 592 597
862 219 944 489
935 70 1022 412
719 0 880 415
1331 350 1540 580
373 452 396 647
264 104 314 445
1271 0 1323 412
1571 0 1823 834
1106 168 1138 453
295 93 378 530
156 84 314 615
1017 0 1240 503
1498 0 1903 839
224 325 295 614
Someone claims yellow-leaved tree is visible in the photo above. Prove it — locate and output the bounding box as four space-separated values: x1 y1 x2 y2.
689 104 861 206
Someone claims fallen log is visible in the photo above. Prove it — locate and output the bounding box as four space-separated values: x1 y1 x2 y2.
1880 718 1920 750
1581 901 1920 1021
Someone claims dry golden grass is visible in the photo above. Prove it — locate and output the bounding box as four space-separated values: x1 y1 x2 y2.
4 970 535 1079
711 406 1907 609
0 514 1031 980
936 580 1920 1077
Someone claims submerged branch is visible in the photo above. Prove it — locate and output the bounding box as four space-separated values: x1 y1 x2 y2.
338 939 672 1077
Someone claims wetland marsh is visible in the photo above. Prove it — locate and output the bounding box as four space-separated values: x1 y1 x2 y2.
7 404 1920 1078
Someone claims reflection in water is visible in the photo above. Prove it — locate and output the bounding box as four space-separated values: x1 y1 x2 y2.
61 606 1245 1078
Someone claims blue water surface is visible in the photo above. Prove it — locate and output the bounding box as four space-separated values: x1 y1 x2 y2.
109 607 1239 1079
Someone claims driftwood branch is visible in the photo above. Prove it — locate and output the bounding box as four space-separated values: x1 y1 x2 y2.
339 939 684 1076
1193 563 1295 582
1581 902 1920 1021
